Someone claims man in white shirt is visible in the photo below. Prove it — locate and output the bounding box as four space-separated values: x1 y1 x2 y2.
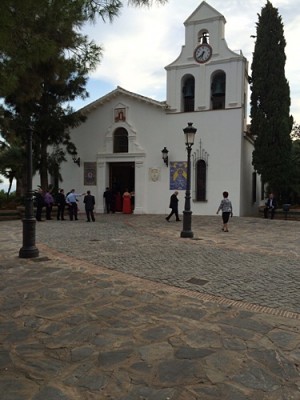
66 189 84 220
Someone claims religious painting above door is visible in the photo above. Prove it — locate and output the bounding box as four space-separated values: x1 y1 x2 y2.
114 107 126 122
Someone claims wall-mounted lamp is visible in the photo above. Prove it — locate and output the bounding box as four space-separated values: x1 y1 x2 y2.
72 154 80 167
161 147 169 167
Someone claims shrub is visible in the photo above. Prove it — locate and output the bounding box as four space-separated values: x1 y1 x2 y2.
0 190 22 209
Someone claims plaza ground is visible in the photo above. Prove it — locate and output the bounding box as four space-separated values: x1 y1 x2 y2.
1 214 300 399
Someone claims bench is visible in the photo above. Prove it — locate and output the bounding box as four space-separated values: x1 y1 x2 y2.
258 205 300 221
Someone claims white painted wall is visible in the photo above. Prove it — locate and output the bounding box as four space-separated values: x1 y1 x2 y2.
57 95 257 217
34 1 262 217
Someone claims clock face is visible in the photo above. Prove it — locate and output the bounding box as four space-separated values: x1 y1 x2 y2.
194 44 212 64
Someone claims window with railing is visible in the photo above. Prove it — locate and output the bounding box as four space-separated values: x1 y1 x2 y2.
196 159 206 201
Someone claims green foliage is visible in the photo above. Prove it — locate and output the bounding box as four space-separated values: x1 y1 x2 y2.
0 189 21 209
291 123 300 140
128 0 168 5
83 0 122 21
0 0 101 191
0 126 26 195
289 139 300 203
250 1 293 196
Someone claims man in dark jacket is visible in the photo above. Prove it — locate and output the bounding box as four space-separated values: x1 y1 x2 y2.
84 190 96 222
56 189 66 220
264 193 277 219
166 191 181 222
103 187 112 214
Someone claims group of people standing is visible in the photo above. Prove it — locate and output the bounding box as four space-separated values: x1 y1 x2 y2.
35 186 278 230
34 188 96 222
34 188 55 222
103 187 134 214
34 186 135 222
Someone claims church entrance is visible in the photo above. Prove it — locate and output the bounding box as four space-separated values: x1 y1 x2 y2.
109 162 135 194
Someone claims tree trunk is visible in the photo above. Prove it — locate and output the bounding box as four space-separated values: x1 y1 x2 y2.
16 172 27 198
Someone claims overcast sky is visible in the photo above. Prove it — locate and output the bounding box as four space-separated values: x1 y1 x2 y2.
1 0 299 191
75 0 300 123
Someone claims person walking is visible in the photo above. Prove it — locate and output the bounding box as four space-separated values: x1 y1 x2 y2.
216 191 233 232
66 189 84 221
56 189 66 220
84 190 96 222
166 191 181 222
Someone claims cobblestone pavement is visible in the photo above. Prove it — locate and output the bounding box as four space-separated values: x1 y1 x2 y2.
1 215 300 399
37 214 300 314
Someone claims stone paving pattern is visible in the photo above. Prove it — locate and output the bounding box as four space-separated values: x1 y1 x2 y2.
1 214 300 399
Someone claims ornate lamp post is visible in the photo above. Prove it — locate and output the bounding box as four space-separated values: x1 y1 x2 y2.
180 122 197 238
19 128 39 258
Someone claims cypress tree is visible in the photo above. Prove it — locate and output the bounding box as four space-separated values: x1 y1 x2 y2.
250 1 293 200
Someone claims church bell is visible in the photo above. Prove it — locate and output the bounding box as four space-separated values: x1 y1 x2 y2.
211 80 225 97
183 77 195 98
183 85 194 98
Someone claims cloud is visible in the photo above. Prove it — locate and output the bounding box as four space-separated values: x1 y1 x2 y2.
75 0 300 122
3 0 300 191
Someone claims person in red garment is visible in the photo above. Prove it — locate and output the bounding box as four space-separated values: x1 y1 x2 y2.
122 189 132 214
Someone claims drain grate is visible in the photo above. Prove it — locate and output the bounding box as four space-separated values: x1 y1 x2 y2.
186 277 208 286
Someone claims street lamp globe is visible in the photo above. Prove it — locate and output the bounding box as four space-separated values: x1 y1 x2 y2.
183 122 197 147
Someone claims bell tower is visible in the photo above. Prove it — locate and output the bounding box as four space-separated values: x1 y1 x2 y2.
165 1 248 115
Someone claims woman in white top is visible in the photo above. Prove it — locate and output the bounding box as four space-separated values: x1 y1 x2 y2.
216 191 233 232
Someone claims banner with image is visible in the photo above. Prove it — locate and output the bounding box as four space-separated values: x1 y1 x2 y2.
170 161 187 190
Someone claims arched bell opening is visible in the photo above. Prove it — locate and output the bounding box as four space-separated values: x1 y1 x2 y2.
182 75 195 112
211 71 226 110
198 30 210 45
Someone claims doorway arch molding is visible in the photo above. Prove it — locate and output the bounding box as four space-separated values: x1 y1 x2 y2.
96 121 146 214
104 120 145 154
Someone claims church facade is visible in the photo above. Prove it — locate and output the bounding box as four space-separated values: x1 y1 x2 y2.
58 1 261 216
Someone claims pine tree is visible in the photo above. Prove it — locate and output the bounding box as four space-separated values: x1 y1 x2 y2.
250 1 293 200
0 0 168 192
0 0 100 191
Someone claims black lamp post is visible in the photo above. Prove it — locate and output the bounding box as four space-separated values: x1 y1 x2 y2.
19 128 39 258
180 122 197 238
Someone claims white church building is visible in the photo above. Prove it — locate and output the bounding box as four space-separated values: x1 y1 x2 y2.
59 1 261 216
